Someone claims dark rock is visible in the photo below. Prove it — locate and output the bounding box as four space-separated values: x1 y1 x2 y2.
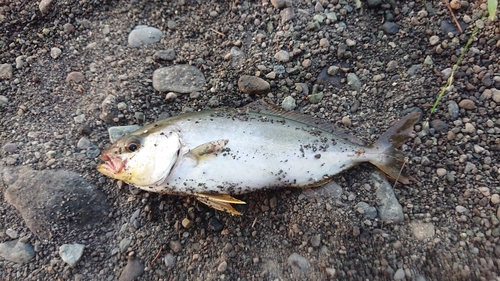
317 66 342 88
366 0 382 7
99 94 119 123
381 22 399 34
1 166 109 239
430 119 449 133
77 124 92 136
440 20 468 35
208 217 223 232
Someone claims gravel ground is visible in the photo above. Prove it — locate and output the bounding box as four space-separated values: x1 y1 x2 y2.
1 0 500 280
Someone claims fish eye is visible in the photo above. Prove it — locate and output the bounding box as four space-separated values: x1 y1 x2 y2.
124 137 141 152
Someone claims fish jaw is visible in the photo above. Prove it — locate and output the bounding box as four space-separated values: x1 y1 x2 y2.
97 154 128 179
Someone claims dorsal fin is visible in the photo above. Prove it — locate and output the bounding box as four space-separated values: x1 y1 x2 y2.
241 99 365 145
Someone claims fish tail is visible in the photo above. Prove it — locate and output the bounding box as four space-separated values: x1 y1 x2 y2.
369 112 421 184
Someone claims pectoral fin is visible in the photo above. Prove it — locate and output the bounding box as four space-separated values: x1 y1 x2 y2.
189 139 229 161
195 193 246 215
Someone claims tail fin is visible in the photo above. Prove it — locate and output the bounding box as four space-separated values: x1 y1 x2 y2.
369 112 421 184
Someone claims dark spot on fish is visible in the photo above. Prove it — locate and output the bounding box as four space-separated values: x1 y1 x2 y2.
315 154 321 159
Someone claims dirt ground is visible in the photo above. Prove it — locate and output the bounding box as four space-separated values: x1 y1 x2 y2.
1 0 500 280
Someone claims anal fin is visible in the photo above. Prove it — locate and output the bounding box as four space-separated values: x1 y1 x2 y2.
195 193 246 215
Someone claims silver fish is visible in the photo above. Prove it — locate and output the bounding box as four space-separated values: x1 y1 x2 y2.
98 100 420 214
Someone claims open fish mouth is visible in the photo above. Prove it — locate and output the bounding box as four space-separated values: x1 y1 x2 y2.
98 154 127 175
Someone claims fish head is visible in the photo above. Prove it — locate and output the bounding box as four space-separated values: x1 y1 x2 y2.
97 129 182 187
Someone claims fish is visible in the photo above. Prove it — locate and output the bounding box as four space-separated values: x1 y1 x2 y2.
97 99 420 215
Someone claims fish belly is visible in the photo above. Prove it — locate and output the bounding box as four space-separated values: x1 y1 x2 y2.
155 112 368 195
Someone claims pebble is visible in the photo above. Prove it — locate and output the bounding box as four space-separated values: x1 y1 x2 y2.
308 92 324 104
366 0 382 7
237 75 270 95
63 23 74 33
456 205 468 213
287 253 308 273
59 243 85 267
478 187 490 197
458 99 475 110
217 260 228 272
423 55 433 65
441 68 452 80
310 234 321 248
436 168 447 177
153 49 176 61
77 137 91 150
3 143 17 153
464 162 476 173
386 60 398 72
394 268 406 280
325 268 336 277
463 123 475 134
271 0 285 9
6 228 19 239
373 172 404 223
164 253 175 267
208 217 223 232
128 25 163 47
165 92 177 101
15 56 24 69
430 119 448 132
153 65 205 93
491 194 500 205
74 114 85 124
0 240 35 264
119 238 132 253
341 116 351 127
119 258 144 281
345 38 356 47
319 38 330 48
281 96 296 111
0 95 8 106
66 71 85 83
51 47 62 59
39 0 52 14
169 241 182 253
108 125 141 143
182 217 193 228
0 63 13 80
347 73 361 91
356 202 377 219
429 35 439 45
315 1 324 12
407 64 422 77
448 101 459 120
274 50 290 62
381 21 399 34
440 19 468 35
280 8 295 24
490 89 500 103
327 66 339 76
411 221 435 241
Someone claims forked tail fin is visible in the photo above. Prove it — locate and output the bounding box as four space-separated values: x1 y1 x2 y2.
369 112 421 184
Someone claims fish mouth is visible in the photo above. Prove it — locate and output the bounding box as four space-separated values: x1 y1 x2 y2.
97 154 127 175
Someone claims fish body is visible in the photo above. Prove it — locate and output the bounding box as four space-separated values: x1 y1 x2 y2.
98 100 420 214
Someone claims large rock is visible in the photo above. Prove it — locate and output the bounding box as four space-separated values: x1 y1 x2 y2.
152 65 205 93
372 171 404 223
0 240 35 264
1 166 109 239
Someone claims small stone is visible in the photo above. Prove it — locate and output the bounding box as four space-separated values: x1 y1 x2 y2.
164 253 175 267
464 162 476 173
381 22 399 34
66 72 85 83
491 194 500 205
458 99 475 110
51 47 62 59
341 116 351 127
490 89 500 103
39 0 52 14
346 73 361 91
119 258 144 281
448 101 459 120
0 95 8 106
319 38 330 48
15 56 24 69
423 55 433 65
165 92 177 101
386 60 398 72
327 66 339 76
182 218 193 228
6 229 19 239
3 143 17 153
325 268 336 277
265 72 276 79
0 241 35 264
463 123 475 134
373 172 403 223
281 96 296 111
429 35 440 45
217 261 228 272
315 1 324 12
450 0 461 9
394 268 405 280
270 0 285 9
238 75 270 95
74 114 85 124
430 119 448 132
411 221 435 241
153 49 176 61
436 168 447 177
308 92 324 104
77 137 91 150
456 205 468 213
169 241 182 253
208 217 223 232
0 63 13 80
119 238 132 253
366 0 382 7
345 39 356 47
128 25 163 47
310 234 321 248
287 253 308 273
478 187 490 197
280 8 295 24
59 244 85 267
274 50 290 62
